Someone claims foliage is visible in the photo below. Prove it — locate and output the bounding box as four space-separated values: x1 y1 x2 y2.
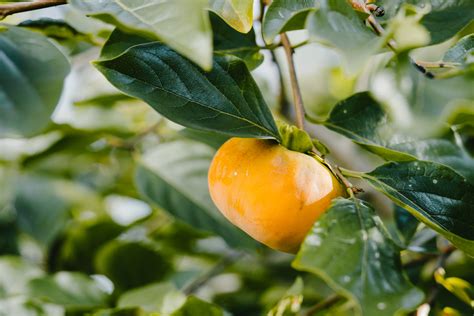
0 0 473 315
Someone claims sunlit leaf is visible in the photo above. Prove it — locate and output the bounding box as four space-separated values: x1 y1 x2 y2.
209 0 254 33
71 0 212 69
293 198 424 316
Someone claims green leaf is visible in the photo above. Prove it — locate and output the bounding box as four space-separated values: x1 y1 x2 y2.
211 13 263 70
95 41 280 140
306 0 383 72
14 176 71 247
0 297 63 316
118 282 185 313
394 205 419 246
323 92 474 183
0 26 70 137
262 0 317 44
100 28 152 60
378 0 474 44
209 0 254 33
48 220 124 274
178 128 229 150
70 0 212 69
27 272 109 308
95 240 172 292
293 198 424 316
18 18 96 55
170 296 224 316
90 307 143 316
135 140 256 249
443 34 474 65
363 161 474 256
0 256 44 298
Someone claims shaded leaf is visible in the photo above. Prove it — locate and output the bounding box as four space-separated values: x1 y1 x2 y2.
209 0 254 33
262 0 317 44
211 13 263 70
95 40 279 140
293 198 424 316
394 205 419 246
95 240 172 292
363 161 474 256
443 34 474 69
70 0 212 69
135 140 256 249
170 296 224 316
0 26 70 137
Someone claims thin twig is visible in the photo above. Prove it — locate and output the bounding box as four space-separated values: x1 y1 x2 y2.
303 294 344 316
182 251 244 295
0 0 67 20
280 33 306 129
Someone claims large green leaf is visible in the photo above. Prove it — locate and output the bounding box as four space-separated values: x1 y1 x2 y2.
70 0 212 69
306 0 383 72
209 0 254 33
135 140 256 249
363 161 474 256
95 41 279 140
27 272 109 309
95 240 172 292
323 92 474 183
443 34 474 64
0 26 70 137
262 0 317 44
293 198 424 316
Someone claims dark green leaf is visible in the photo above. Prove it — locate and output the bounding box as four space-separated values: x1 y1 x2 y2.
27 272 109 308
394 205 419 246
95 240 172 292
209 0 254 33
170 296 224 316
0 26 70 137
48 220 124 273
363 161 474 256
18 18 96 55
211 13 263 70
323 92 474 182
74 93 135 107
100 28 152 60
135 140 256 249
90 307 144 316
178 128 230 150
95 40 279 140
262 0 317 44
70 0 212 69
293 198 424 316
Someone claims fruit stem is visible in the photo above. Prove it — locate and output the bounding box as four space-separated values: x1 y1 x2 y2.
281 33 306 130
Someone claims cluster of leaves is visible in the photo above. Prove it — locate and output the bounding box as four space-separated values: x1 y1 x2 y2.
0 0 473 315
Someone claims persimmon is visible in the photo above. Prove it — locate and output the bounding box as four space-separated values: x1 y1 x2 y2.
208 137 344 253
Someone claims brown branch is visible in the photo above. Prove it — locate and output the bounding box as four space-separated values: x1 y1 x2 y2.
0 0 67 19
280 33 306 129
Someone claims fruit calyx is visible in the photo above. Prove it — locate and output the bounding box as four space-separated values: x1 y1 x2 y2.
277 121 313 153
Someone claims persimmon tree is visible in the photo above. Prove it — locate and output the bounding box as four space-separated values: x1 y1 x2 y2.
0 0 473 315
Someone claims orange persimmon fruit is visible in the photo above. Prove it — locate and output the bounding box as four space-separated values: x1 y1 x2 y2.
208 137 344 253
